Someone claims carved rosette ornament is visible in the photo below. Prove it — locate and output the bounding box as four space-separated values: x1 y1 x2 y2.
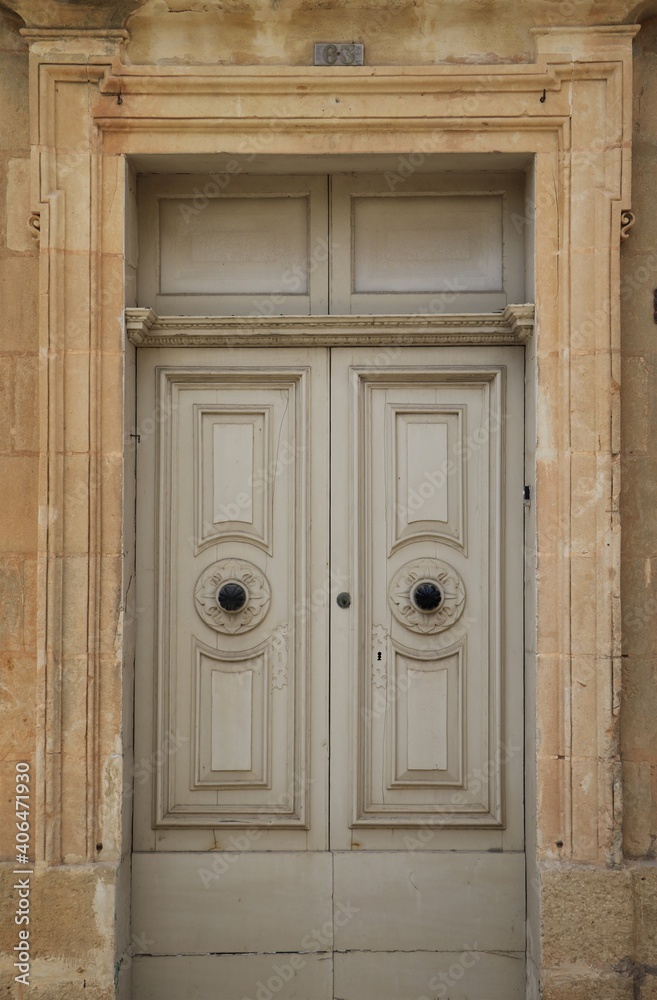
389 558 466 634
194 559 271 634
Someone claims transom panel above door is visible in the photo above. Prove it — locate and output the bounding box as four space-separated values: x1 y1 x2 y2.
136 170 527 315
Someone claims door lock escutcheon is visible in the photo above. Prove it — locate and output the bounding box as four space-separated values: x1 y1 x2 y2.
336 592 351 609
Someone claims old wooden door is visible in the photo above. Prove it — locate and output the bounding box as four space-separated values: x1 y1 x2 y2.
131 343 525 1000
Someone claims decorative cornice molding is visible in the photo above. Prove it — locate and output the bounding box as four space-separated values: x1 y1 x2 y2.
21 27 129 40
531 24 640 49
125 305 535 349
100 66 563 97
97 117 571 139
5 0 140 31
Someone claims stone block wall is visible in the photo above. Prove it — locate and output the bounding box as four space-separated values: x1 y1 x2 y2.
0 10 122 997
621 15 657 864
0 9 36 865
0 1 656 998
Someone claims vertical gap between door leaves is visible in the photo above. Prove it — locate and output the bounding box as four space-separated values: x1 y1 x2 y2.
327 177 334 998
327 343 335 1000
327 175 332 315
326 172 336 993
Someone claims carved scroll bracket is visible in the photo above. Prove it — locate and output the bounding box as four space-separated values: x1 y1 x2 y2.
620 209 636 242
28 210 40 243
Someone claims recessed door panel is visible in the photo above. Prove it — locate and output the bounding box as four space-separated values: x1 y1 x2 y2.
137 174 329 315
330 172 526 313
159 196 310 295
352 193 504 293
392 408 464 549
201 411 269 545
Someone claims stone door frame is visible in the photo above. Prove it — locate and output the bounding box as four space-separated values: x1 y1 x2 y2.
23 25 636 996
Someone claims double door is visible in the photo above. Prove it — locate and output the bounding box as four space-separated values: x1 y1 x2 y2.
131 344 525 1000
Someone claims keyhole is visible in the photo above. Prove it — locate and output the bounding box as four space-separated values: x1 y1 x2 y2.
377 652 382 661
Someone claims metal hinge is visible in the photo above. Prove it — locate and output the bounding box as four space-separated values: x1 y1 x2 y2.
523 485 531 508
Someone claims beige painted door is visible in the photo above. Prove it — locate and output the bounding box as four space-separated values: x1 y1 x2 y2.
131 345 525 1000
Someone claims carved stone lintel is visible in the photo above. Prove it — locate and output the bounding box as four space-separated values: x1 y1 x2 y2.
620 209 636 242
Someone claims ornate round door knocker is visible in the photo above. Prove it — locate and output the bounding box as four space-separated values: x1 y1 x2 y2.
412 580 443 612
195 559 271 634
389 558 465 634
216 582 248 613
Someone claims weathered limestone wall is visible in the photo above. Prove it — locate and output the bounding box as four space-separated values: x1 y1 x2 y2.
0 8 35 860
0 8 40 993
621 15 657 865
124 0 652 66
0 11 126 999
530 17 657 1000
0 1 655 999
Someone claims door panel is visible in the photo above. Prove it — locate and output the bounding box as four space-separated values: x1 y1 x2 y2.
132 852 333 954
138 174 329 316
330 172 526 313
332 851 525 951
333 953 526 1000
133 348 329 852
329 347 525 851
133 955 333 1000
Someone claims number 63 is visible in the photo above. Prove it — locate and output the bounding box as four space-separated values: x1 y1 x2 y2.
323 44 356 65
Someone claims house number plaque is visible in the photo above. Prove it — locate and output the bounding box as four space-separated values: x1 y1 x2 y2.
314 43 364 66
